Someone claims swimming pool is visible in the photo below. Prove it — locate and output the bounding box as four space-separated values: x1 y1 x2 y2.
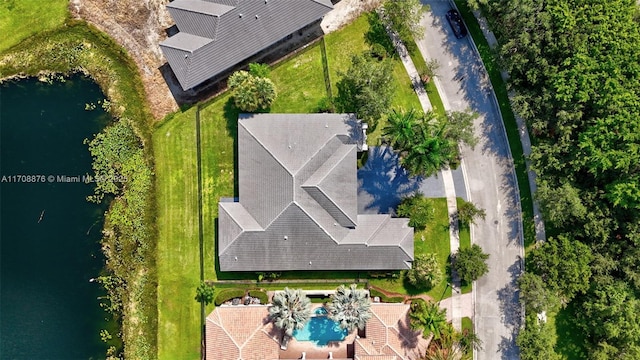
293 308 348 346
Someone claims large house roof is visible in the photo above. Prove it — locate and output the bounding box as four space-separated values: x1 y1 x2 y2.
160 0 333 90
218 114 414 271
205 303 430 360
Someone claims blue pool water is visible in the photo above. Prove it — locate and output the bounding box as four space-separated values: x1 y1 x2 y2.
293 309 348 346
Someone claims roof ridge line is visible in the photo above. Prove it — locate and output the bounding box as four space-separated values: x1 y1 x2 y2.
291 200 341 245
293 135 339 177
308 0 335 10
303 184 357 227
240 120 295 178
237 312 270 354
302 143 353 185
365 215 392 246
216 309 244 352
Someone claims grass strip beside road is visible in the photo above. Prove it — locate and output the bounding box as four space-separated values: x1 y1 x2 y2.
457 198 472 294
453 0 535 248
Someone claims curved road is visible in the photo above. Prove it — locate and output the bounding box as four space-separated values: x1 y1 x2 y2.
417 1 524 359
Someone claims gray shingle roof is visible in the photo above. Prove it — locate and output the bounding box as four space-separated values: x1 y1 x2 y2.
160 0 333 90
218 114 414 271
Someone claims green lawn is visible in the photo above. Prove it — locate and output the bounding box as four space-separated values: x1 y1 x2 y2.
154 108 201 360
269 42 327 113
457 198 472 294
0 0 68 53
453 0 535 248
370 198 452 300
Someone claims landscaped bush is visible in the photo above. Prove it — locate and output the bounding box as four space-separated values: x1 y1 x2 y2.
248 289 269 305
369 288 405 303
215 288 246 306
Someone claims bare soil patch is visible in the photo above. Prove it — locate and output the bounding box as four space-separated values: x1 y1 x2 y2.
70 0 178 119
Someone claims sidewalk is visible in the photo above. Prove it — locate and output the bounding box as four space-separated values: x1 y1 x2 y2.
382 14 464 331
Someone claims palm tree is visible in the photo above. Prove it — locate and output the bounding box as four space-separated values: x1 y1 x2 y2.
409 299 448 340
383 108 420 150
268 288 312 336
327 284 372 332
400 123 455 177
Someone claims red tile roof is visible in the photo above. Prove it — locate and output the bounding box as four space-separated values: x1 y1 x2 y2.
355 304 431 360
206 305 279 360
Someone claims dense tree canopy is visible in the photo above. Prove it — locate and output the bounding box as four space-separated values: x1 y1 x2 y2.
383 0 425 45
452 244 489 284
335 53 395 124
474 0 640 356
528 235 592 303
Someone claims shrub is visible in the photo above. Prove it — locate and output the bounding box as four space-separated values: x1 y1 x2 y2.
215 288 247 306
248 289 269 304
248 62 271 78
396 193 434 230
228 70 277 112
369 288 405 303
195 281 215 305
406 253 443 290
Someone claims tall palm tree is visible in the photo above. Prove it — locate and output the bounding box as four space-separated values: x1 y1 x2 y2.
268 288 312 336
401 123 454 177
327 284 372 332
383 108 420 150
409 299 448 340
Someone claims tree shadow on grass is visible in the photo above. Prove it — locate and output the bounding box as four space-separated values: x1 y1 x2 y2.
222 97 240 198
364 12 397 58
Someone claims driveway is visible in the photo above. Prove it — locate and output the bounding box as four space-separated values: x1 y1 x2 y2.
357 146 468 214
418 1 525 359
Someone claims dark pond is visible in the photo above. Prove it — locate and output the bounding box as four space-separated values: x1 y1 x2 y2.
1 75 111 359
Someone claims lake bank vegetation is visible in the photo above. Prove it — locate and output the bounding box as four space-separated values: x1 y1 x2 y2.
469 0 640 358
0 19 157 360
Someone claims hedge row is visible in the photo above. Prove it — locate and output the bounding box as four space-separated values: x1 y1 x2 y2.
215 288 246 306
248 290 269 304
369 288 405 303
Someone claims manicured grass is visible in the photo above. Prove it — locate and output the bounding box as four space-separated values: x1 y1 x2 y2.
453 0 535 248
0 0 68 53
154 108 201 360
457 198 472 294
406 42 446 116
269 42 326 113
370 198 452 300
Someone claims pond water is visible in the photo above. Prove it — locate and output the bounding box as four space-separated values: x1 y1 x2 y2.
0 75 111 359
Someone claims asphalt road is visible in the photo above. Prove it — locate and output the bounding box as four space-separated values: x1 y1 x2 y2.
418 1 525 359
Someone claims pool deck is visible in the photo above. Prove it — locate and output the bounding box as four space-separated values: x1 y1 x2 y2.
280 304 355 360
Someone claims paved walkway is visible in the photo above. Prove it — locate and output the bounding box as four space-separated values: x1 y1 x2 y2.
382 13 465 331
417 1 525 359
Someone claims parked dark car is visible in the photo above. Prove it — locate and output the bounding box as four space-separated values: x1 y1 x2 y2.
446 9 468 39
